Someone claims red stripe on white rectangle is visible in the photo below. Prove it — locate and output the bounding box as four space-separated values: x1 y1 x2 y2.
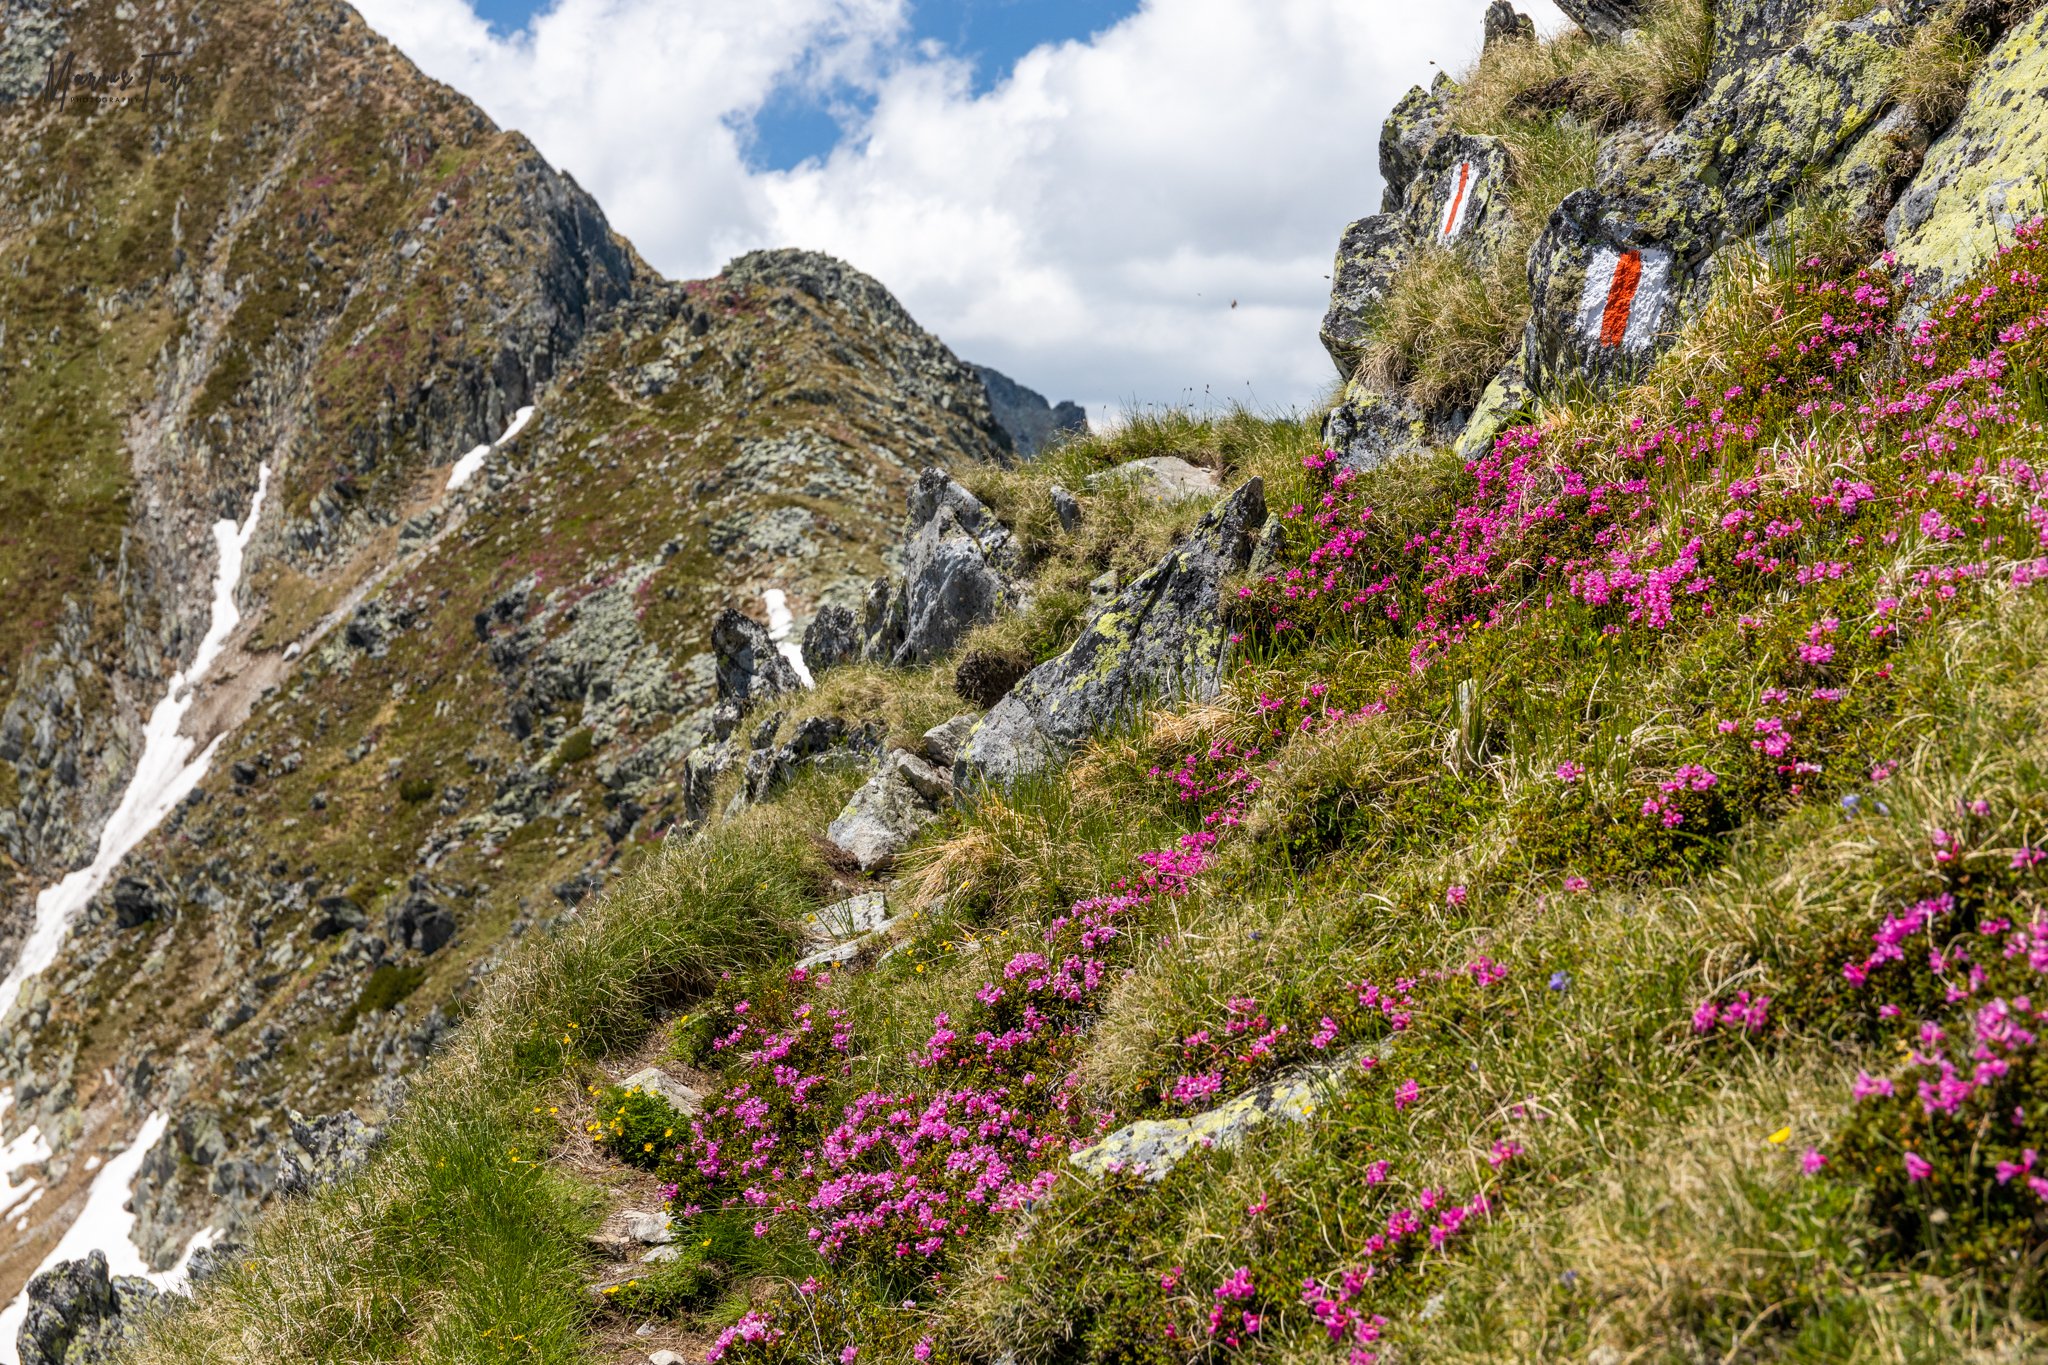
1439 162 1474 242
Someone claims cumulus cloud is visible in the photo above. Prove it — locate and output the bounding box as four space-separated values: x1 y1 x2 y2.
350 0 1571 420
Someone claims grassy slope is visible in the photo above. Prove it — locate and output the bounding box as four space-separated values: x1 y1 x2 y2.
130 209 2048 1365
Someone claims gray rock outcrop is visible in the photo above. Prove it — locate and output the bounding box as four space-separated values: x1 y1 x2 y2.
17 1251 159 1365
862 470 1019 667
712 608 802 710
957 478 1265 787
800 605 862 676
1484 1 1536 46
920 714 982 771
1554 0 1646 41
274 1109 381 1199
739 714 880 807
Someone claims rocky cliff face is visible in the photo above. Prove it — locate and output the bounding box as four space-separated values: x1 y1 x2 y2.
0 0 1005 1309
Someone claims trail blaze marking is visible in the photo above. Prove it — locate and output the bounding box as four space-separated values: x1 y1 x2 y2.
1439 161 1474 241
1575 245 1674 358
1599 251 1644 348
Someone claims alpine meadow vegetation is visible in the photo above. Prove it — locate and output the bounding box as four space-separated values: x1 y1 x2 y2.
129 210 2048 1364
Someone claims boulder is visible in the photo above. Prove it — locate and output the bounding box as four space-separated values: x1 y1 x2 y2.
957 478 1265 788
679 741 733 830
1323 381 1435 473
619 1066 705 1116
797 891 910 971
308 896 367 942
898 506 1012 665
385 895 456 956
17 1251 159 1365
1523 190 1681 393
1322 130 1511 381
110 875 165 929
825 751 949 870
800 605 861 676
1889 6 2048 299
1049 485 1082 533
1600 11 1904 261
1320 214 1411 378
1484 1 1536 46
805 891 894 943
1085 457 1221 503
1453 359 1534 461
738 714 878 808
1518 8 1915 396
1378 73 1458 214
711 608 802 710
1069 1057 1353 1182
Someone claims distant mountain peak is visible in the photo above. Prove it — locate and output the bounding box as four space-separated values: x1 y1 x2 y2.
972 363 1088 458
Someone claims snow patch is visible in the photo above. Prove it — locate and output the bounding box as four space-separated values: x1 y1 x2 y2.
0 467 268 1364
763 589 814 689
446 405 537 492
0 465 269 1025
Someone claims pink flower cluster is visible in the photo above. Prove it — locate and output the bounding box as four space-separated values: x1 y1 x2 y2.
1691 990 1771 1035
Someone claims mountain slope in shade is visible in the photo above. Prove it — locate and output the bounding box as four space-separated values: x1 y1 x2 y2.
0 0 1006 1309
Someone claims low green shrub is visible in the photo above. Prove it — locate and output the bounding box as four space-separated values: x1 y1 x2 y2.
586 1081 688 1171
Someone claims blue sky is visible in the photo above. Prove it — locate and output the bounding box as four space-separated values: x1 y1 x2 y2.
466 0 1141 168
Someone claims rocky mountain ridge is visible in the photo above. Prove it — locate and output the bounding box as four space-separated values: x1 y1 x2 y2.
0 0 1015 1328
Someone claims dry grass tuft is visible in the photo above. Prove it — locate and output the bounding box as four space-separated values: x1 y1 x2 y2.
1895 2 1987 129
1360 246 1530 413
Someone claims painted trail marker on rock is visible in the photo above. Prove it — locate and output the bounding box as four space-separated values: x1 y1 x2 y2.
1576 246 1674 357
1438 160 1477 243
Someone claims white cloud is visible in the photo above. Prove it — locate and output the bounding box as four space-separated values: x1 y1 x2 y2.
350 0 1573 421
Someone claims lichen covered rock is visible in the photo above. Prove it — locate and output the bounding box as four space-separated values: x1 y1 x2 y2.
958 479 1266 787
17 1251 160 1365
1323 381 1435 473
1889 6 2048 299
1525 7 1916 394
1319 214 1412 377
1377 73 1458 214
1068 1057 1353 1182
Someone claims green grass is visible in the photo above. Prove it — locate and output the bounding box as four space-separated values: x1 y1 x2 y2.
128 788 828 1363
